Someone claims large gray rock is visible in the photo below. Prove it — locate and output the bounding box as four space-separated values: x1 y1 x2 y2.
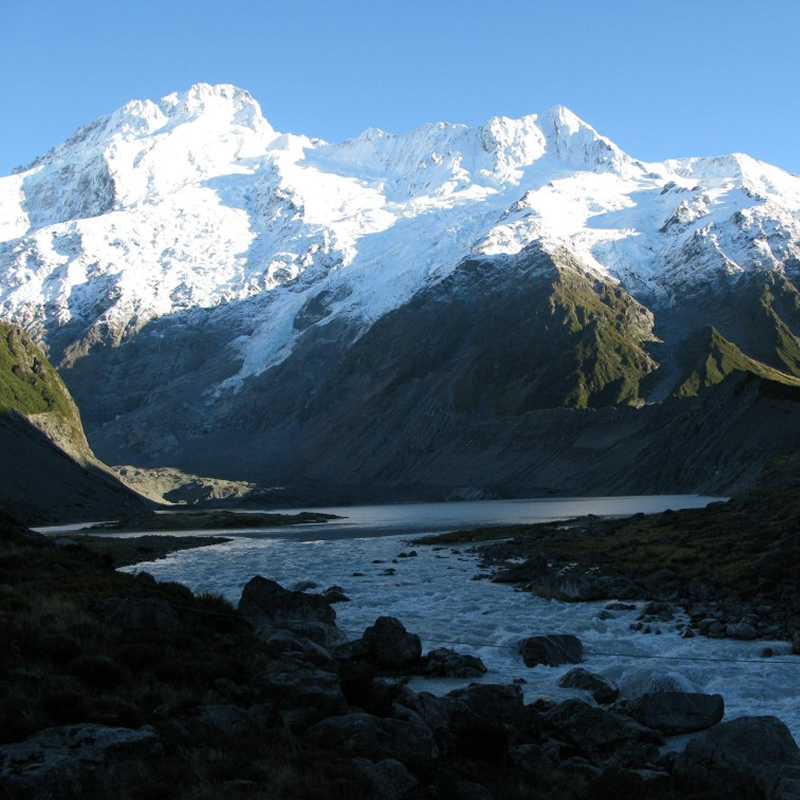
420 648 487 679
445 683 525 723
0 724 162 799
362 617 422 671
624 692 724 735
519 634 583 667
558 667 619 705
237 575 345 650
673 716 800 799
305 712 439 765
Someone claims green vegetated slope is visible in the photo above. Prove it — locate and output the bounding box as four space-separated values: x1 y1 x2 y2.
673 325 800 398
667 272 800 399
330 246 658 417
0 321 148 523
0 321 88 455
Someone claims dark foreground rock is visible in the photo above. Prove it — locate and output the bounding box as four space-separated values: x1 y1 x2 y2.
673 716 800 799
361 617 422 671
543 699 663 768
351 757 418 800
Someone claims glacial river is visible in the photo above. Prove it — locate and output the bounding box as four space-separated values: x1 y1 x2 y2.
102 494 800 745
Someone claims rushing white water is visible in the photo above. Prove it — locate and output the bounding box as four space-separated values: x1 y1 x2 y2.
115 496 800 743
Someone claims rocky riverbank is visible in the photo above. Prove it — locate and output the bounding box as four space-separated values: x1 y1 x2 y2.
3 509 800 800
414 488 800 648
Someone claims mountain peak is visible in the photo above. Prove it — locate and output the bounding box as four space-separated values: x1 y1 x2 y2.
155 83 271 132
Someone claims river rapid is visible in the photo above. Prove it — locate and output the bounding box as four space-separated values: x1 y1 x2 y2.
114 495 800 744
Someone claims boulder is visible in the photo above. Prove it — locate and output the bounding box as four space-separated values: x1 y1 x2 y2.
351 757 418 800
0 724 162 799
519 634 583 667
673 716 800 799
643 569 681 599
617 667 698 699
395 689 453 742
558 667 619 705
321 585 350 603
263 629 333 663
96 595 182 631
624 692 724 735
445 683 525 723
362 617 422 670
727 622 759 640
543 699 663 767
237 575 345 650
305 712 439 765
256 655 347 725
420 648 487 678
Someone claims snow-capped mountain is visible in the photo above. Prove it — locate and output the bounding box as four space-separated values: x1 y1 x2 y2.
3 83 800 499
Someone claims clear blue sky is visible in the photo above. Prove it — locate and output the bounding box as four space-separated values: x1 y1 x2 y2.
2 0 799 176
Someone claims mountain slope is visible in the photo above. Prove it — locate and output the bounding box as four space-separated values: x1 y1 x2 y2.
3 84 800 499
0 322 148 522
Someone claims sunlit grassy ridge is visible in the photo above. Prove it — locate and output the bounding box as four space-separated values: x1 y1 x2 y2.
674 326 800 399
0 322 74 417
0 320 89 459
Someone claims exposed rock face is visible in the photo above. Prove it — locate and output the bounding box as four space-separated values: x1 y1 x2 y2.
673 716 800 798
237 575 345 650
519 634 583 667
624 692 724 735
0 724 163 799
